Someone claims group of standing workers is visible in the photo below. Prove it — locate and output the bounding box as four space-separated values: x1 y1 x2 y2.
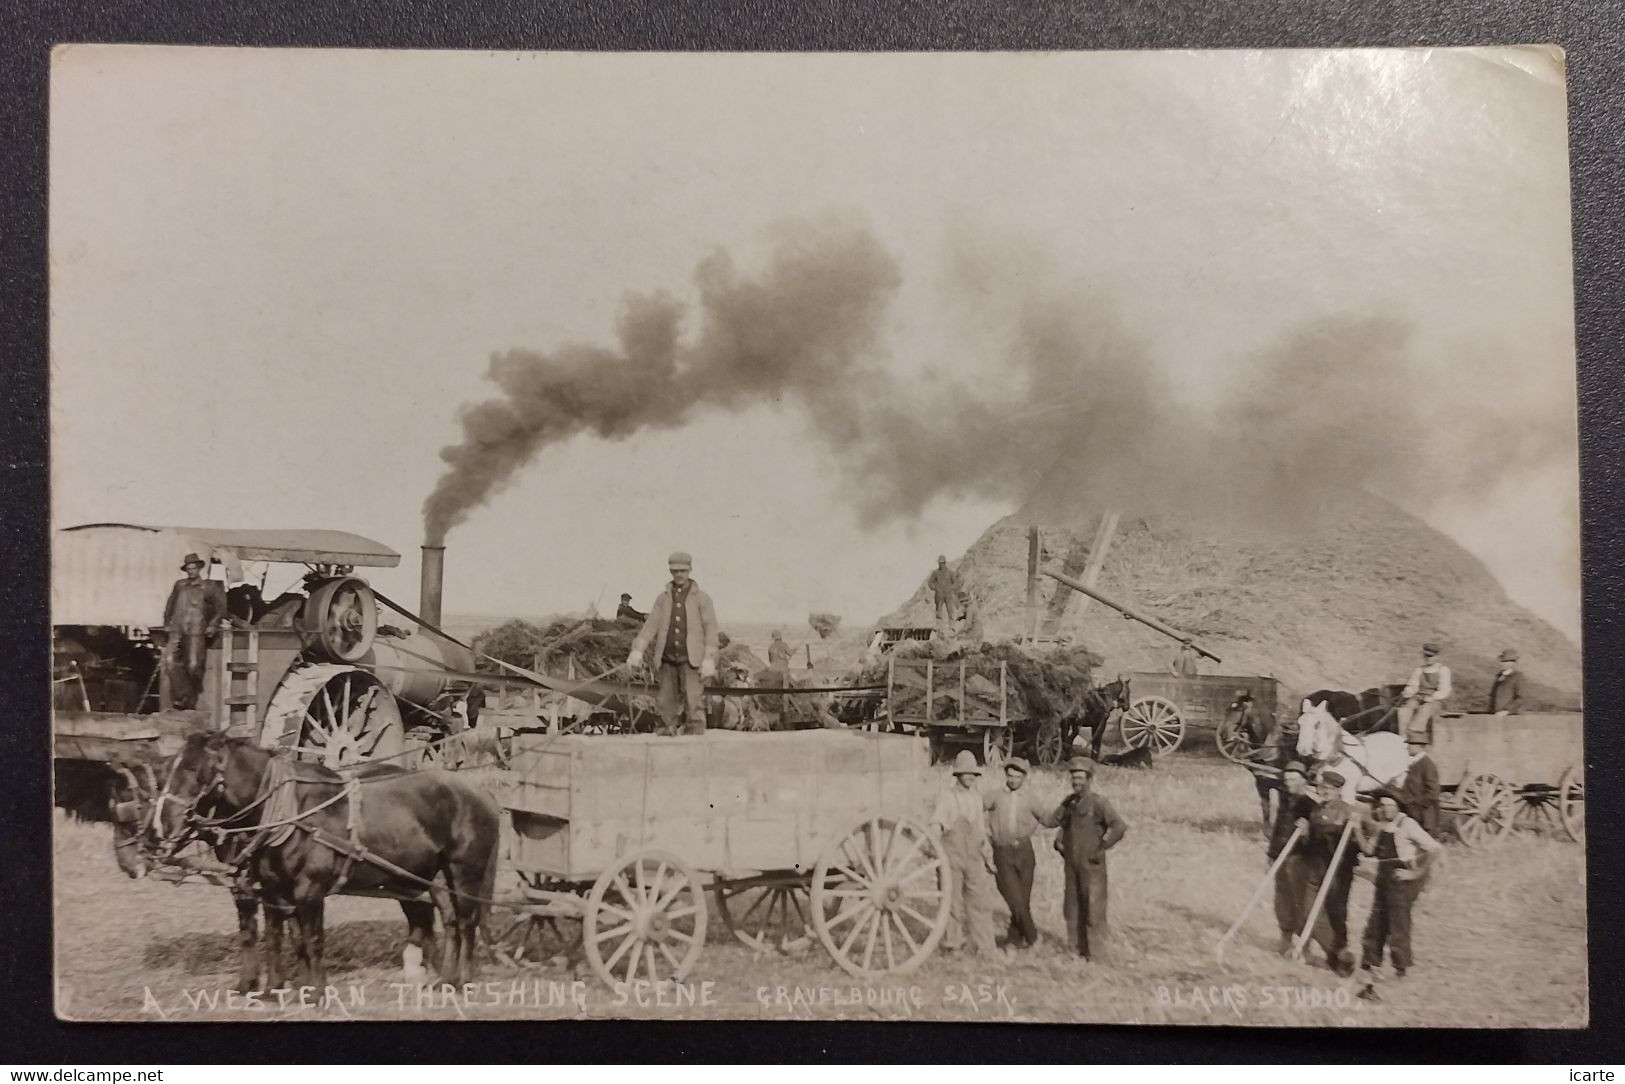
929 750 1128 961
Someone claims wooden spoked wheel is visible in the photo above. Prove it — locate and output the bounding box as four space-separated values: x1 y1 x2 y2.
1455 773 1515 848
982 727 1013 770
299 576 378 663
1032 719 1065 769
490 874 584 967
1510 783 1562 835
583 849 707 990
1559 765 1585 843
1122 696 1185 756
713 880 813 954
263 664 405 768
811 817 950 978
1215 716 1263 764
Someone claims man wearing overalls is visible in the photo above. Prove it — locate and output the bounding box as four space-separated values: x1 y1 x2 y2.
1397 642 1452 738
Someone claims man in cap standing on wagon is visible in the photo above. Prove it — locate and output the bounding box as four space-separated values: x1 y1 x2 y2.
162 552 227 711
929 555 961 622
929 750 999 957
1051 756 1128 961
627 552 719 735
1396 642 1452 738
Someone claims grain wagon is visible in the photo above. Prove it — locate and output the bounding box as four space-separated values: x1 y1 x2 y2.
1428 712 1585 846
884 655 1066 769
480 728 952 989
1119 672 1281 759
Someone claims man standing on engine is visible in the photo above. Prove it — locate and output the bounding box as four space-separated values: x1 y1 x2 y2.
162 552 227 711
627 551 719 735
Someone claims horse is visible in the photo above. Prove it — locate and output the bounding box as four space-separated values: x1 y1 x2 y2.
151 732 501 989
1073 675 1132 759
1294 698 1410 804
1221 691 1296 823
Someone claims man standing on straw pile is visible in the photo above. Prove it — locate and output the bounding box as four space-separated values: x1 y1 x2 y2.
1300 770 1359 976
627 551 719 735
1269 761 1318 955
929 555 961 622
1052 756 1127 961
930 750 998 957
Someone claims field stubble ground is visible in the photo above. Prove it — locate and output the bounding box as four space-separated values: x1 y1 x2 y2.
55 746 1586 1027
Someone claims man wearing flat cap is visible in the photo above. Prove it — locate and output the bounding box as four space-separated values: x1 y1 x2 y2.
987 756 1054 950
928 555 961 622
929 750 998 956
1051 756 1128 961
1268 761 1319 955
1397 643 1452 739
628 552 719 735
1299 770 1359 975
1394 730 1441 837
162 552 227 711
1488 648 1523 716
615 592 645 624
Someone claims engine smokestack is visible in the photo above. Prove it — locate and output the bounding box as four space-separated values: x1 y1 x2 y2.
419 545 445 629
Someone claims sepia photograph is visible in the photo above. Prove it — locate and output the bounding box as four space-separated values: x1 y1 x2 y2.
48 44 1584 1028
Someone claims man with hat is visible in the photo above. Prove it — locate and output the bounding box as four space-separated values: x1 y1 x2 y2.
1394 730 1441 837
1397 643 1452 738
1300 769 1359 975
1268 760 1319 955
161 552 227 711
929 750 998 956
1051 756 1128 961
928 555 961 622
615 592 645 624
627 552 719 735
1170 637 1200 678
986 756 1054 950
1488 648 1523 716
1355 793 1442 983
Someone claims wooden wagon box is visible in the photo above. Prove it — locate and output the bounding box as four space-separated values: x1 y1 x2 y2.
1431 712 1584 786
1129 673 1280 726
494 729 935 881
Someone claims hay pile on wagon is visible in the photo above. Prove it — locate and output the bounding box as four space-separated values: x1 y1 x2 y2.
850 640 1102 724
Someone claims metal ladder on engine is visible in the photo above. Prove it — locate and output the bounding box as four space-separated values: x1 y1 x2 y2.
214 626 261 735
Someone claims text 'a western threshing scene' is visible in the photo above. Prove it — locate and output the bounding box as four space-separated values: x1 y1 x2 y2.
48 46 1584 1027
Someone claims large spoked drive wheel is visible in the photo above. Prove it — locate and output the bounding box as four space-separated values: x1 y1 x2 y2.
713 879 813 954
262 664 405 768
1455 773 1515 848
1559 764 1585 843
811 817 950 978
583 849 707 990
1122 696 1185 756
299 576 378 663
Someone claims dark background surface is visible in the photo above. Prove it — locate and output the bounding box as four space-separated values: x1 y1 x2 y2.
2 0 1621 1064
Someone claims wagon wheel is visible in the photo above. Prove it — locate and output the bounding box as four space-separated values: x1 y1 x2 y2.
1032 719 1065 769
982 727 1013 770
1454 773 1515 848
583 849 707 991
811 817 950 978
1121 696 1184 756
1559 765 1585 843
1511 783 1562 835
1215 716 1262 764
489 874 584 967
712 879 814 954
262 664 405 768
299 576 378 663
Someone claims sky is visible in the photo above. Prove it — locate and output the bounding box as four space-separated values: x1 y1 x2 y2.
49 46 1581 638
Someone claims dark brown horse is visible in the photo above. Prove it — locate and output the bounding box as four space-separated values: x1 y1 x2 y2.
152 732 500 989
114 756 447 993
1073 676 1132 759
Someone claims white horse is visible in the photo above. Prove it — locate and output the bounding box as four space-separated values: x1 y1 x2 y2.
1295 698 1410 804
